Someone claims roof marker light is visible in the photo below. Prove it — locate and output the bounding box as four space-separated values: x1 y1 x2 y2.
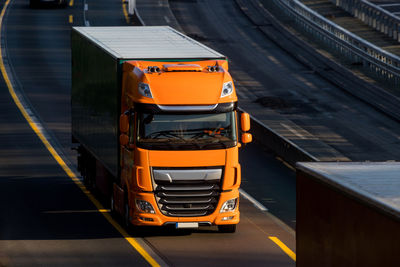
138 82 153 98
147 66 160 73
208 65 221 72
221 81 233 98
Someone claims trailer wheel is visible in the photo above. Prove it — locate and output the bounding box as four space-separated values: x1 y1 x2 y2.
218 224 236 233
83 167 95 189
83 156 96 190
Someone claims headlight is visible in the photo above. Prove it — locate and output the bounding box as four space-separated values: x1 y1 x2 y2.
221 81 233 97
138 82 153 98
136 199 155 214
220 198 238 213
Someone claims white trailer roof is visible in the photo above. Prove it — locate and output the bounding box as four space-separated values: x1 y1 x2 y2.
297 162 400 219
73 26 225 60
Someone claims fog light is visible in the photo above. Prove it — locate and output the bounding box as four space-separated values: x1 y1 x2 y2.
136 199 155 214
222 216 234 221
220 198 238 213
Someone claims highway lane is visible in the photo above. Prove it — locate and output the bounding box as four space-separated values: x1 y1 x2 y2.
85 0 128 26
1 0 296 266
4 0 80 161
168 0 400 162
0 2 158 266
0 14 151 267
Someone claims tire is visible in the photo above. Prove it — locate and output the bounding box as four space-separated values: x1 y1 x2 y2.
82 167 90 187
29 0 38 8
83 156 96 190
83 166 94 189
110 192 116 216
124 202 131 229
60 0 68 8
218 224 236 233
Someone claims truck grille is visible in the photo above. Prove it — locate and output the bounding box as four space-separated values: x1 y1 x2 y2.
152 168 223 217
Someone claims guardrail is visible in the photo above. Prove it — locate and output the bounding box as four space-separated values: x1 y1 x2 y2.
266 0 400 86
331 0 400 42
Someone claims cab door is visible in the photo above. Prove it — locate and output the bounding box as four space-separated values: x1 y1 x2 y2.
121 112 136 192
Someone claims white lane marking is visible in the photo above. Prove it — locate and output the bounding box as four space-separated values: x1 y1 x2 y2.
239 189 268 211
164 15 170 23
280 123 306 139
135 8 145 25
83 1 90 27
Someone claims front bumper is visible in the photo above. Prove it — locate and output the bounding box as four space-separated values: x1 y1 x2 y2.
130 189 240 226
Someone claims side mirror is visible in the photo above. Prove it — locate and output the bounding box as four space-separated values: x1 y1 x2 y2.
241 113 250 132
120 134 129 146
241 133 252 144
120 114 129 134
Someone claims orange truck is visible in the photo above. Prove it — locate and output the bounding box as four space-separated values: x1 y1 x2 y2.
71 26 252 233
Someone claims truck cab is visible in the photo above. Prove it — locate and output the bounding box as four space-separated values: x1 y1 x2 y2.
116 60 251 232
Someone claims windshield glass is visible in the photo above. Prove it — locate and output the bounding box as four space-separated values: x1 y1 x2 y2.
137 112 237 150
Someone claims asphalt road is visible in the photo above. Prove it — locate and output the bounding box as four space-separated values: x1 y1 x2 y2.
0 0 296 266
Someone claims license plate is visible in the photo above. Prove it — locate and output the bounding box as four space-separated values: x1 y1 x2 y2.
175 222 199 229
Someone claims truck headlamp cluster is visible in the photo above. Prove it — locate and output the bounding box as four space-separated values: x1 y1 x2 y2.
221 81 233 97
138 82 153 98
220 198 238 213
136 199 156 214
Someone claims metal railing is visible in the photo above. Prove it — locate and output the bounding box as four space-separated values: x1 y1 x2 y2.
269 0 400 86
331 0 400 41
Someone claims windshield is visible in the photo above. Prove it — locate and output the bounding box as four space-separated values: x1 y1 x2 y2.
137 112 237 150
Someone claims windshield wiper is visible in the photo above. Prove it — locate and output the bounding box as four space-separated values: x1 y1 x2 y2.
203 139 228 149
191 127 227 139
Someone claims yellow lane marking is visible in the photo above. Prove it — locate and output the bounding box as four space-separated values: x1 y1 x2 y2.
122 0 130 24
245 216 296 262
69 0 74 7
69 14 73 24
269 236 296 261
0 2 159 266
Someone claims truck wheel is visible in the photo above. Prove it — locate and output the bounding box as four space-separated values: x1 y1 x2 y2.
218 224 236 233
29 0 37 8
83 168 94 189
110 193 116 216
124 202 131 229
83 171 89 186
83 157 96 190
61 0 68 8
